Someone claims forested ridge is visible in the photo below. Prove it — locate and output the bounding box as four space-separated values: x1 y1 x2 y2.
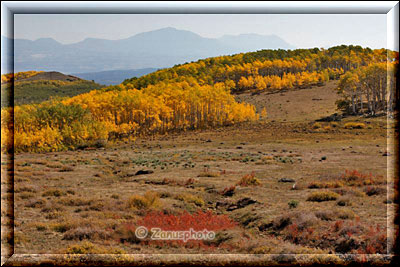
1 45 398 152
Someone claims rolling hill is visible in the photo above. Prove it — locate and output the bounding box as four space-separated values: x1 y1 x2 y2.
1 71 104 107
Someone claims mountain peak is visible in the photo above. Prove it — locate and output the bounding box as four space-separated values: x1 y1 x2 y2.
34 38 60 44
130 27 203 40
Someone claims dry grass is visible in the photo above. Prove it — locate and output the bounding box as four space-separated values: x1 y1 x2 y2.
64 241 125 254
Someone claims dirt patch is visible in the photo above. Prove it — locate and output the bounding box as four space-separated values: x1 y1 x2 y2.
18 71 83 82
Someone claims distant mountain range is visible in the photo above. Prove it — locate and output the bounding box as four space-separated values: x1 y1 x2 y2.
72 68 158 85
3 27 295 74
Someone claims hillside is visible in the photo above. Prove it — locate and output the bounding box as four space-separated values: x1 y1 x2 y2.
1 45 397 153
235 80 339 122
1 71 104 106
6 28 294 73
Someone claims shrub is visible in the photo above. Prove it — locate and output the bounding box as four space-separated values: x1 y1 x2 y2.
175 193 205 207
66 190 76 195
221 186 236 197
315 210 336 221
308 181 343 189
138 210 236 245
25 198 47 208
197 168 220 177
340 170 385 186
41 203 65 213
113 224 142 244
288 200 299 209
184 178 197 186
19 192 34 199
63 227 111 241
331 122 339 128
236 172 261 186
45 211 64 220
59 166 74 172
273 211 318 231
336 196 351 206
364 186 386 196
58 197 93 206
15 186 36 193
33 222 47 231
357 224 387 254
344 122 366 129
336 208 355 220
116 211 237 247
312 122 322 129
307 191 340 202
51 222 76 233
127 191 160 210
42 189 66 197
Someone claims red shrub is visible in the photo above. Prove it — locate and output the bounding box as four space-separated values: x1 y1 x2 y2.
118 210 237 248
220 185 236 196
341 170 385 186
138 210 236 231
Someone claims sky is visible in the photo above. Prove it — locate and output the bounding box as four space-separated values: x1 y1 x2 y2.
13 14 387 49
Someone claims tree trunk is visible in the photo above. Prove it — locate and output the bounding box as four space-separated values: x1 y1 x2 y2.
367 88 371 113
372 89 376 115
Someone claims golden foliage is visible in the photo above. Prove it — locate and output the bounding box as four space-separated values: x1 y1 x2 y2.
4 79 258 152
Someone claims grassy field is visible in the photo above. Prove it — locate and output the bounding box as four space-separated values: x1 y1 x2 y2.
2 81 397 263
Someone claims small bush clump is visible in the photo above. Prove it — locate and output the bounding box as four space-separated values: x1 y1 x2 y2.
59 165 74 172
312 122 322 129
127 191 160 210
344 122 366 129
63 227 111 241
336 208 355 220
197 168 220 177
220 186 236 197
288 200 299 209
236 172 261 187
25 198 47 208
336 196 351 206
42 189 66 197
175 193 205 207
363 186 386 196
307 191 340 202
308 181 344 189
340 170 385 186
51 222 76 233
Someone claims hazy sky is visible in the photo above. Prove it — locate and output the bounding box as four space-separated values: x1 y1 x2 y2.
14 14 387 49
